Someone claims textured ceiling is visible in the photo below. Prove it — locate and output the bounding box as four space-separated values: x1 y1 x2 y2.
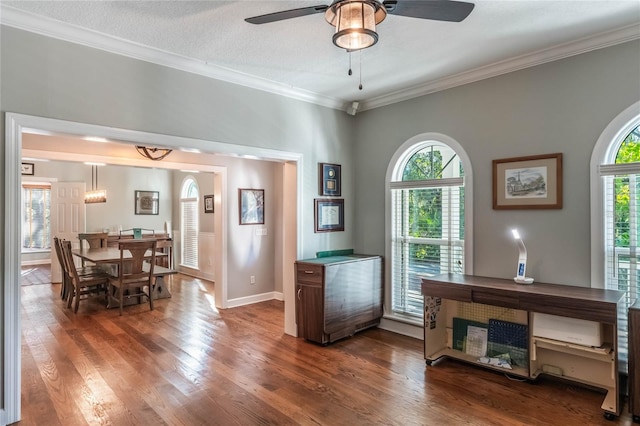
2 1 640 112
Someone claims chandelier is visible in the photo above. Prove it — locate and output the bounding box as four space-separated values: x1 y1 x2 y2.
136 146 173 161
84 164 107 204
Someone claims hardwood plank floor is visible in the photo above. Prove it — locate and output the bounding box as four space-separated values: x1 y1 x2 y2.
19 271 635 425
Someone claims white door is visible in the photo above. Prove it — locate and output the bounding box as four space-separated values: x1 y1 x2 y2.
50 182 86 283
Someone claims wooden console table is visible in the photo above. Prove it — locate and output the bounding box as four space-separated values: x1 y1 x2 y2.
421 273 624 419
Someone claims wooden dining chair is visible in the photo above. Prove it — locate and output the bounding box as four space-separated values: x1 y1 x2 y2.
54 236 107 302
52 236 71 301
119 228 155 239
78 232 109 267
155 238 173 269
60 240 110 313
108 239 157 315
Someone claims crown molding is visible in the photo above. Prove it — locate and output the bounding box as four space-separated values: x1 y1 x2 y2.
2 5 638 113
362 23 640 111
0 5 344 110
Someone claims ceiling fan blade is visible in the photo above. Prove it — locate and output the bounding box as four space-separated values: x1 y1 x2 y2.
383 0 474 22
245 5 329 25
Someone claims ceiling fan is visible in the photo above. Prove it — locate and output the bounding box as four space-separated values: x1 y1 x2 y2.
245 0 475 51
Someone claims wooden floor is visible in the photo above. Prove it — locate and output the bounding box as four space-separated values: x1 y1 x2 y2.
19 269 635 426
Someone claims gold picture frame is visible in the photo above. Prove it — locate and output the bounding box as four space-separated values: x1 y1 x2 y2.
492 153 563 210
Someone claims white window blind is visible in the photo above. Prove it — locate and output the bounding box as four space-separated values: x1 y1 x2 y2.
22 185 51 250
602 168 640 368
180 178 199 269
389 141 466 321
599 123 640 371
390 178 465 319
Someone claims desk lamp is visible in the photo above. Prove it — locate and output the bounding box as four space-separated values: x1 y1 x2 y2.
512 229 534 284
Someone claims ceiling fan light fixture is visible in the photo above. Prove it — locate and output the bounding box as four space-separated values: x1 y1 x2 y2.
326 0 387 51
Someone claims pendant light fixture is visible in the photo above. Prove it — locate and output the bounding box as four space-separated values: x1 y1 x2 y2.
136 146 173 161
84 163 107 204
325 0 387 51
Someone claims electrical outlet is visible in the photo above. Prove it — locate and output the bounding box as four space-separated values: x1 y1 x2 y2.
250 275 255 284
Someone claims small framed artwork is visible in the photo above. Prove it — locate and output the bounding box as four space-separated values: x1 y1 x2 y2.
314 198 344 232
135 190 159 215
319 163 341 196
492 153 563 210
239 188 264 225
204 194 215 213
21 162 34 176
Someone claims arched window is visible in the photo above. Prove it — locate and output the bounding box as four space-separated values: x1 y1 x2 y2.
592 101 640 368
180 177 199 269
387 134 472 321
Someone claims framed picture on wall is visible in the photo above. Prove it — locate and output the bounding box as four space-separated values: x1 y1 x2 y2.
492 153 563 209
314 198 344 232
239 188 264 225
204 194 214 213
135 190 159 215
21 162 34 176
319 163 341 196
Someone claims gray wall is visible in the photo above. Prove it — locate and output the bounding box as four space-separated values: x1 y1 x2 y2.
2 16 640 426
353 39 640 287
1 26 355 418
1 24 355 285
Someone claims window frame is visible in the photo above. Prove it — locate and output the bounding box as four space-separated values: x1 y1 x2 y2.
21 183 52 252
385 132 474 325
591 101 640 289
180 176 200 270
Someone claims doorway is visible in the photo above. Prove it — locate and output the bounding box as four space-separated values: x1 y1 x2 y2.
5 112 301 424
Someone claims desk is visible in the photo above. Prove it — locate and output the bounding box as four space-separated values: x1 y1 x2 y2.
72 247 175 301
421 273 624 419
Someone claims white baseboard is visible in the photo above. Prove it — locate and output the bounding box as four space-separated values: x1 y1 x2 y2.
227 291 284 308
21 259 51 266
378 316 424 340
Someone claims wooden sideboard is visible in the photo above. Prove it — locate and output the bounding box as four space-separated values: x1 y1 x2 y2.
630 299 640 423
295 255 383 345
421 273 624 419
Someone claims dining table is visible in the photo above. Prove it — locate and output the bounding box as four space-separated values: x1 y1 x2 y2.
72 246 175 304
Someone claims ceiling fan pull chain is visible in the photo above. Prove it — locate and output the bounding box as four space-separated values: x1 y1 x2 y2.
359 50 363 90
348 51 353 76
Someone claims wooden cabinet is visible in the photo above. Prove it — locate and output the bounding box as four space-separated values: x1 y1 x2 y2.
295 255 383 345
422 274 624 419
630 299 640 423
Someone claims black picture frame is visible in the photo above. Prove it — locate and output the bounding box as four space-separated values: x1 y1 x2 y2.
134 190 159 215
319 163 341 196
21 162 34 176
314 198 344 232
239 189 264 225
204 194 215 213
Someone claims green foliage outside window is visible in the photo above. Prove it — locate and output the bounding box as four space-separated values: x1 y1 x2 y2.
402 146 462 261
614 126 640 247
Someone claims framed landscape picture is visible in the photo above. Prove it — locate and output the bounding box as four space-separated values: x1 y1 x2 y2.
492 153 563 210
